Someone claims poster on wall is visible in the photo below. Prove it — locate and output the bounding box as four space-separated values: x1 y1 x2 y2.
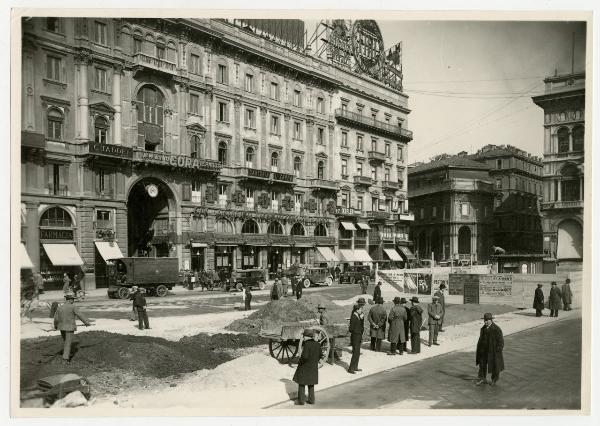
432 273 449 295
407 273 431 295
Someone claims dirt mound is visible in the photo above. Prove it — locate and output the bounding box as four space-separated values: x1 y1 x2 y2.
226 299 318 334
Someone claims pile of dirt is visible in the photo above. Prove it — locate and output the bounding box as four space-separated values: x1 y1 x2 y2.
226 299 318 334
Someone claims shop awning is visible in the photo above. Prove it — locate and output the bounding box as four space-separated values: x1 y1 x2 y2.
42 243 84 266
397 246 416 260
356 223 371 230
339 249 355 262
383 248 403 261
340 222 357 231
316 246 339 262
21 243 33 269
95 241 124 261
353 249 373 262
191 242 208 248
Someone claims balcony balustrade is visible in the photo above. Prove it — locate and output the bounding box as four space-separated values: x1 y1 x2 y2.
368 150 386 164
541 200 584 210
382 180 400 191
133 53 177 76
236 167 296 185
310 178 339 191
334 108 413 141
353 175 373 186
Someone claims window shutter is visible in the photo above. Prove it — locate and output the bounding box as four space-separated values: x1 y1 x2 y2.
182 183 191 201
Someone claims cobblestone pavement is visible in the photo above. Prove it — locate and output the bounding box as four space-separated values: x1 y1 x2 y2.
291 316 581 410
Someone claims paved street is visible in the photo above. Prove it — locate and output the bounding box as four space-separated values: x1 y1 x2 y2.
285 316 581 410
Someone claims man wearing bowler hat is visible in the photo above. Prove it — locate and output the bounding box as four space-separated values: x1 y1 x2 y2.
53 293 92 363
533 283 545 317
409 296 423 354
428 295 443 346
401 297 411 352
387 296 407 355
293 329 321 405
368 297 386 352
476 313 504 386
348 298 366 373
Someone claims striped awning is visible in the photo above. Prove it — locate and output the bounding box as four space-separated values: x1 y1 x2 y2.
383 248 402 261
340 222 357 231
42 244 84 266
356 222 371 230
316 246 339 262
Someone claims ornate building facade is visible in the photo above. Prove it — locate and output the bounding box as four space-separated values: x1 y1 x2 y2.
532 72 585 267
20 18 413 289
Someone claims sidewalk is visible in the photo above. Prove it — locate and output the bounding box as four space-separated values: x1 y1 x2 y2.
82 307 580 411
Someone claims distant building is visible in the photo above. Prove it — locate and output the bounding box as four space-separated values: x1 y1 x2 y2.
407 155 496 264
532 72 585 269
469 144 544 260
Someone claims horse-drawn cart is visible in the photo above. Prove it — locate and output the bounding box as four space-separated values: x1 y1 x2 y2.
260 319 348 366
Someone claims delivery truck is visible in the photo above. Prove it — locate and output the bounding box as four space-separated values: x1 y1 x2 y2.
107 257 179 299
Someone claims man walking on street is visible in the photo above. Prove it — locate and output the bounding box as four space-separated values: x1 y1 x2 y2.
128 286 139 321
281 274 289 297
133 287 150 330
373 281 382 303
368 297 386 352
561 278 573 311
295 278 303 300
293 329 320 405
401 297 411 353
360 274 369 294
476 313 504 386
428 295 443 346
387 296 407 355
433 283 446 332
549 281 563 317
348 298 365 374
244 285 252 311
533 283 545 317
409 297 423 354
53 293 92 363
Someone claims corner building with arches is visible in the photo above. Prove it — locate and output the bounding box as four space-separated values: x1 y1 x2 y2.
20 18 414 289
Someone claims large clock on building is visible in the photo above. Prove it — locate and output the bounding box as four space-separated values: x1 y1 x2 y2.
146 184 159 198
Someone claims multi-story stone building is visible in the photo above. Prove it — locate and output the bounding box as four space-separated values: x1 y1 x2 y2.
532 72 584 269
20 18 413 289
469 144 544 256
407 156 496 264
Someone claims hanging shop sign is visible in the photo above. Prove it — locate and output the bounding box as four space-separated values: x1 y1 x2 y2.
89 142 133 159
134 151 222 172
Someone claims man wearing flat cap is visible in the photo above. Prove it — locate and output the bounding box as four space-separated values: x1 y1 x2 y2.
53 293 92 363
476 313 504 386
409 297 423 354
428 295 443 346
433 283 446 332
368 297 386 352
533 283 545 317
387 296 407 355
348 298 365 374
293 329 321 405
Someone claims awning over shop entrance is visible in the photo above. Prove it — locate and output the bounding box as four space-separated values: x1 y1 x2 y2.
356 222 371 230
42 243 84 266
353 249 373 262
340 222 357 231
21 243 33 269
383 248 403 261
397 246 416 260
316 246 339 262
339 249 355 262
95 241 124 261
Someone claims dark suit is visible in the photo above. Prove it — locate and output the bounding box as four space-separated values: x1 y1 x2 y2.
403 305 411 351
409 304 423 353
293 339 321 404
427 302 443 345
533 287 545 317
373 284 382 302
53 302 91 361
476 322 504 383
133 291 150 329
348 310 364 372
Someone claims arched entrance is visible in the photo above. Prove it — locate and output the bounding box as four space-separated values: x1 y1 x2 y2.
127 178 176 257
430 230 441 262
557 219 583 260
458 226 472 255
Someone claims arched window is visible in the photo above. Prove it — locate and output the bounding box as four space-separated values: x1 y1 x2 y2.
47 108 64 140
317 161 324 180
215 219 233 234
40 207 72 227
271 152 279 170
132 30 143 54
218 142 228 164
144 34 155 55
136 85 164 151
190 135 202 158
314 224 328 237
557 127 569 153
166 41 177 63
245 147 255 168
291 223 305 236
242 219 259 234
293 156 302 176
573 126 584 152
94 116 109 144
267 221 283 235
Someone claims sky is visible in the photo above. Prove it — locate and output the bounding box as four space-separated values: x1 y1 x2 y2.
377 20 587 163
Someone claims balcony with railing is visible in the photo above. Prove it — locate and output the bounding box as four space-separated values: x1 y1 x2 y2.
365 210 392 221
133 53 178 76
334 109 413 141
396 211 415 221
382 180 400 191
353 175 373 186
236 167 296 185
409 178 496 198
310 178 339 191
541 200 584 210
368 150 386 164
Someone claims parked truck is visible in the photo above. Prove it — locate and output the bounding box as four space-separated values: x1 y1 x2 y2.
107 257 179 299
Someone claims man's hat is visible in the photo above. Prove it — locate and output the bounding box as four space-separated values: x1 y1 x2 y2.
439 283 446 289
411 296 419 303
64 293 75 300
482 313 494 321
551 281 557 285
377 297 384 304
317 303 326 310
132 286 138 291
393 296 401 304
357 297 366 306
432 295 440 300
565 278 571 284
303 328 314 337
400 297 407 304
537 283 543 287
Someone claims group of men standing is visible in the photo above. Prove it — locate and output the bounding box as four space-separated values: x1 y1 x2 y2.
533 278 573 317
270 274 303 300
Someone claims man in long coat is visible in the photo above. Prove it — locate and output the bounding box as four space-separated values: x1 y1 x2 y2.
368 297 386 352
53 293 92 363
561 278 573 311
409 297 423 354
348 298 365 374
387 296 407 355
293 329 321 405
373 281 382 303
428 295 443 346
401 297 411 352
548 281 563 317
133 287 150 330
433 283 446 332
476 313 504 386
533 284 545 317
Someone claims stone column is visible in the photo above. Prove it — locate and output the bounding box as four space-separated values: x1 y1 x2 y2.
569 128 574 152
328 124 335 180
23 43 36 131
112 65 122 144
26 202 40 273
557 179 562 201
233 97 242 167
259 104 267 169
283 112 291 170
76 53 90 141
580 176 583 200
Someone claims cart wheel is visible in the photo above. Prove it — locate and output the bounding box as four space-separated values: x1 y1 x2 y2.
324 276 333 287
258 280 266 290
303 278 311 289
156 285 168 297
350 276 355 285
117 287 129 299
312 326 331 367
269 339 299 363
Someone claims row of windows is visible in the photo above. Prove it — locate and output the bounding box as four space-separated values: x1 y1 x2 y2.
45 18 108 46
417 203 483 220
495 158 540 175
495 176 541 194
339 101 395 125
556 126 585 153
341 131 404 160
